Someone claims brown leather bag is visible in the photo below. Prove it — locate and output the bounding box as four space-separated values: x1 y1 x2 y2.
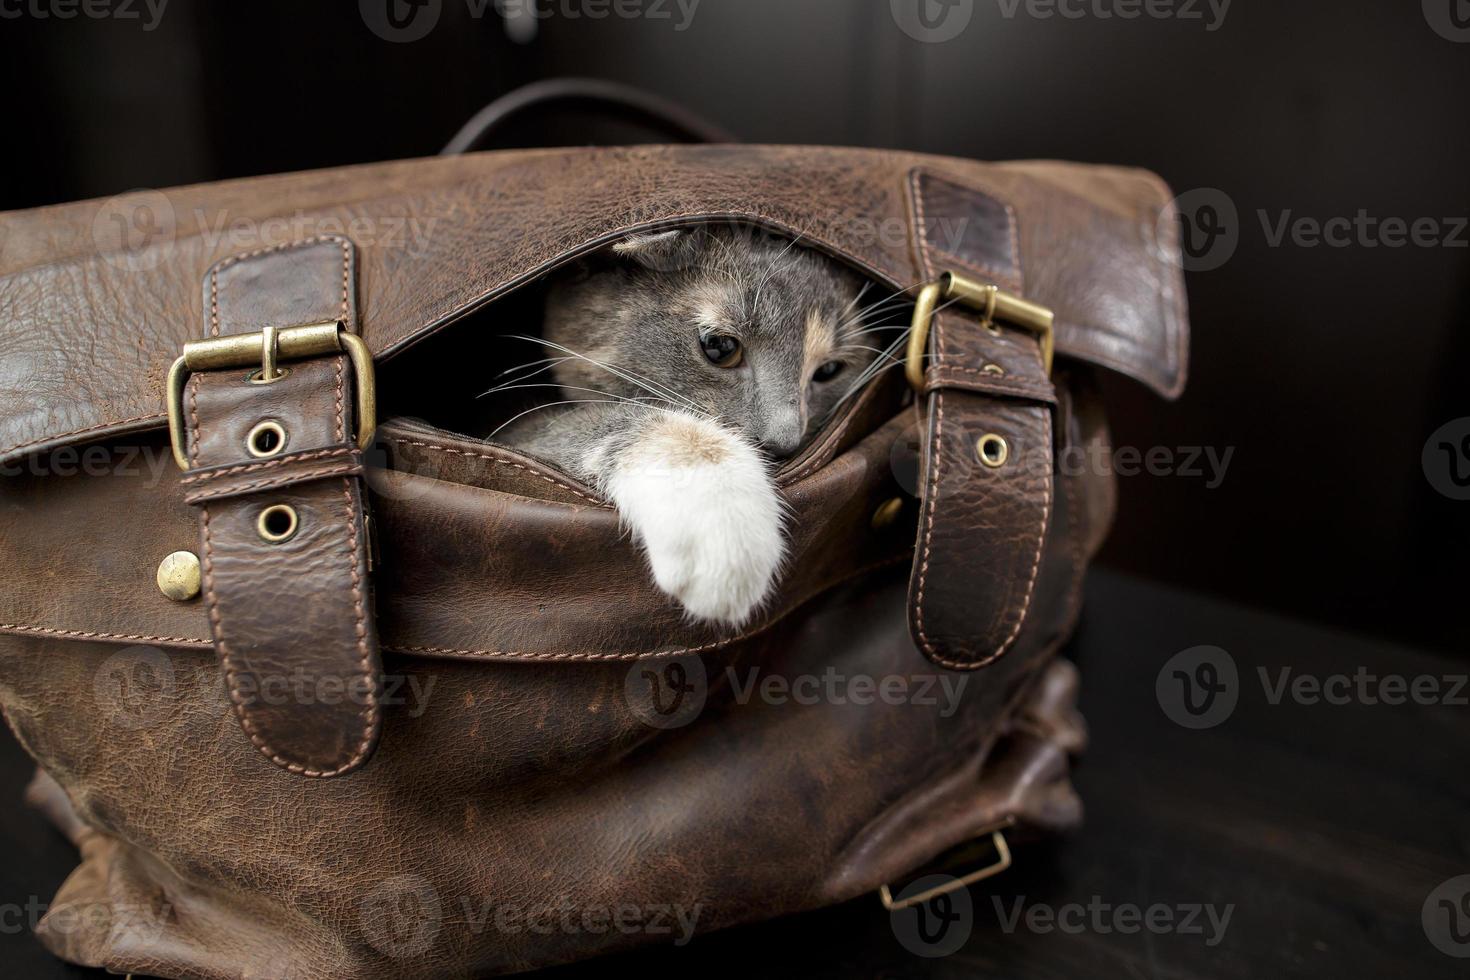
0 144 1187 978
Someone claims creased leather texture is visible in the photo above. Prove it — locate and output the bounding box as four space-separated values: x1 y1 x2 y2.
0 146 1188 466
184 236 382 777
0 145 1186 978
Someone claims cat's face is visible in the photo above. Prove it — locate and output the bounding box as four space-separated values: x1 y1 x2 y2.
543 227 881 459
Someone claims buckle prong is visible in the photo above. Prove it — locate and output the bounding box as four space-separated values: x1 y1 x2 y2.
259 324 282 383
166 321 376 470
904 272 1054 391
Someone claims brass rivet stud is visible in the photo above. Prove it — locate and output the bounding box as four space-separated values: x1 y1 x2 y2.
246 420 287 458
257 504 299 543
156 551 201 602
977 433 1009 468
871 496 905 529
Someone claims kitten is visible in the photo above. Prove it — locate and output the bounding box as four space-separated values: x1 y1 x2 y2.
494 227 886 627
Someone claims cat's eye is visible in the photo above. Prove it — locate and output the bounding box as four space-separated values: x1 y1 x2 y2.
701 334 743 368
813 360 845 382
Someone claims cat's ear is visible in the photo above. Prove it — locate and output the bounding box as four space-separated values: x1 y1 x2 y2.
609 229 703 272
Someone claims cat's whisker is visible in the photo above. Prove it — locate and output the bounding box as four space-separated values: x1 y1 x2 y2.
838 301 920 334
488 397 708 441
836 276 936 325
488 399 639 440
751 231 806 315
824 300 970 417
478 382 674 410
831 293 967 408
845 321 912 338
494 355 571 378
506 335 704 414
490 356 576 389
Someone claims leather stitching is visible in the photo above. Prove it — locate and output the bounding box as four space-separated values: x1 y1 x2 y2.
182 462 364 504
912 390 944 662
390 438 605 504
179 447 357 484
0 554 912 662
0 413 163 459
0 623 208 645
338 477 380 775
208 234 350 336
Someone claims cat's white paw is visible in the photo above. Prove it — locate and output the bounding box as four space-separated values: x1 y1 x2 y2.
601 415 785 627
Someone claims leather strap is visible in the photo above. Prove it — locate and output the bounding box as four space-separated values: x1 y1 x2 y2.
184 236 382 777
907 172 1058 670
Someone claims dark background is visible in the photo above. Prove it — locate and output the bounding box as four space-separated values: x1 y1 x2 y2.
0 0 1465 654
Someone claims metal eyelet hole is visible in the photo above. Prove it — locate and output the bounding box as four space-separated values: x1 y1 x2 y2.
257 504 299 543
246 420 287 458
984 321 1003 337
246 367 292 385
982 363 1005 376
977 434 1009 468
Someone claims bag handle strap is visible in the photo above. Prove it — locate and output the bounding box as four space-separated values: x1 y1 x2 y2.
441 77 736 155
178 236 383 777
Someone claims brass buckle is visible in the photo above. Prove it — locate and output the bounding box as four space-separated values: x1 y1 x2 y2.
904 272 1055 390
166 321 377 470
878 829 1013 911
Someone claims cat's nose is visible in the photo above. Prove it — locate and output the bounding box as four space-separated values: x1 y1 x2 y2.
759 419 804 459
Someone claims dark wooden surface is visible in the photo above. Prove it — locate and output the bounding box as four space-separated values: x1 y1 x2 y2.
3 569 1465 978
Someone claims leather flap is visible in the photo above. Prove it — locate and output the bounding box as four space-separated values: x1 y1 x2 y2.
0 145 1189 465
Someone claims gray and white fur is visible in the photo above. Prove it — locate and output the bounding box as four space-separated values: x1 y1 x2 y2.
493 227 894 626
